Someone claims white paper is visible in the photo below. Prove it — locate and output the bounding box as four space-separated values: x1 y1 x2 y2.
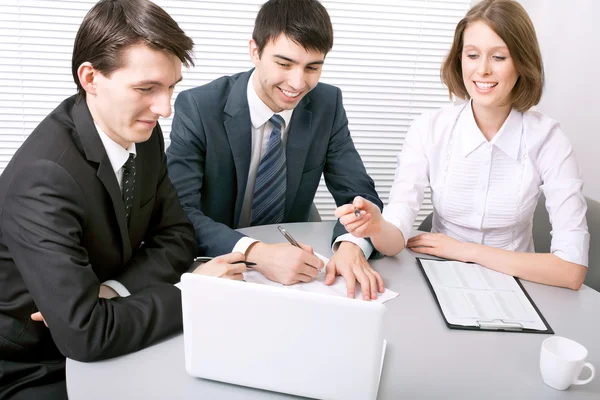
244 253 399 304
420 259 547 330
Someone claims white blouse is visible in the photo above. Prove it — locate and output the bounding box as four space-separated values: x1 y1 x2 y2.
382 101 589 267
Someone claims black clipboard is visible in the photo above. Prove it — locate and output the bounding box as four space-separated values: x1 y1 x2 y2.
416 257 554 334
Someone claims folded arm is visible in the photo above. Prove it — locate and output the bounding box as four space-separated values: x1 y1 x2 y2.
472 246 587 290
408 233 587 290
2 161 185 362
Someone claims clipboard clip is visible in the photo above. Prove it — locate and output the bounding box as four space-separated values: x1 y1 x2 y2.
476 319 523 331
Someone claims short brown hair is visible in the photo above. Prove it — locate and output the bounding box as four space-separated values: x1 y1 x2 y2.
440 0 544 112
72 0 194 98
252 0 334 56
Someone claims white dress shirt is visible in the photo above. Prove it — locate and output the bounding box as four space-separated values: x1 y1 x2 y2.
232 72 373 258
382 101 589 267
95 124 137 189
95 124 136 296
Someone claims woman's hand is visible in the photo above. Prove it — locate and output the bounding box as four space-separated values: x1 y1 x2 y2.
407 233 475 262
334 196 383 238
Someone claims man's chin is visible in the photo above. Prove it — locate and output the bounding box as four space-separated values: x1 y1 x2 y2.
276 98 302 111
130 129 154 144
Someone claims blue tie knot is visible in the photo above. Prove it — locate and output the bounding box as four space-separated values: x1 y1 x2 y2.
270 114 284 131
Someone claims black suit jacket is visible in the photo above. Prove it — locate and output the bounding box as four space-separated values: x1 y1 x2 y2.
166 69 383 256
0 96 196 398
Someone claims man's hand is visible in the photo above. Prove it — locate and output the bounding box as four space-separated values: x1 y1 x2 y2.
407 233 474 262
246 242 324 285
334 196 383 238
325 241 384 300
99 284 119 299
30 311 49 327
192 252 247 280
31 284 120 327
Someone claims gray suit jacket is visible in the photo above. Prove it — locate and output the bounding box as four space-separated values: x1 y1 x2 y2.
166 69 382 256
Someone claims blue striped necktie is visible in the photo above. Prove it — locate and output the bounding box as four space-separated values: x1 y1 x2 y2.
250 114 286 226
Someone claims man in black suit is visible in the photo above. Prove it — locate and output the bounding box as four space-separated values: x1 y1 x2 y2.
167 0 386 300
0 1 244 398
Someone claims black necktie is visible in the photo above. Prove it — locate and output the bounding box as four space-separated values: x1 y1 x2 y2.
122 154 136 224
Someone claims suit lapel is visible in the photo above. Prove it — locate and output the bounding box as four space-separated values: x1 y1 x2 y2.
224 70 253 227
71 97 132 262
285 95 314 217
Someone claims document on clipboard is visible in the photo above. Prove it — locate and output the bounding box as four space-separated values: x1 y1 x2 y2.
416 258 553 333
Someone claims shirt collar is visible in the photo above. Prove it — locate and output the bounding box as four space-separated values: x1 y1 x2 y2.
95 123 136 174
490 107 523 161
459 100 523 160
247 71 293 129
459 101 487 157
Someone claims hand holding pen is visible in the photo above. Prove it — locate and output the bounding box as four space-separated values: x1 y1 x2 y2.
237 228 324 285
277 226 329 272
191 252 250 281
334 196 383 238
278 224 385 301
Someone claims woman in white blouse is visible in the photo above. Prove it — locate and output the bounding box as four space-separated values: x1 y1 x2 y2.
335 0 589 290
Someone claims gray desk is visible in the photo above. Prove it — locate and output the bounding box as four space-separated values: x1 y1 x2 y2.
67 222 600 399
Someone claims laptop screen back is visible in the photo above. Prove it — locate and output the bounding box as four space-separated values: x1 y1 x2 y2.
181 273 386 400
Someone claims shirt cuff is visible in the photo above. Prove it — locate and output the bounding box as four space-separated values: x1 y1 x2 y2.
551 231 590 267
102 280 131 297
332 234 374 259
174 281 182 290
232 236 260 255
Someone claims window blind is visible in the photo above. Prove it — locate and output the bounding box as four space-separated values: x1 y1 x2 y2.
0 0 471 225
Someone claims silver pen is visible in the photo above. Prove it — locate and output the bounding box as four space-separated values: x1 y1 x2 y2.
277 226 327 272
277 226 301 248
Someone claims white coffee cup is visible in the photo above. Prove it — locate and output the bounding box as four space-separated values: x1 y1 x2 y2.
540 336 595 390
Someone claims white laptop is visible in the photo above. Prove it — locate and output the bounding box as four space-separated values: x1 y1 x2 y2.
180 273 387 400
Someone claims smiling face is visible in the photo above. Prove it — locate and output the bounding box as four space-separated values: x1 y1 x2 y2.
461 20 519 113
249 34 325 112
84 43 182 149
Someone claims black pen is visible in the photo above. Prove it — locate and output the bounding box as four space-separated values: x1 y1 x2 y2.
354 208 361 218
193 256 256 267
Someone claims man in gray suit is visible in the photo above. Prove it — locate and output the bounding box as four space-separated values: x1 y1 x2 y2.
167 0 386 300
